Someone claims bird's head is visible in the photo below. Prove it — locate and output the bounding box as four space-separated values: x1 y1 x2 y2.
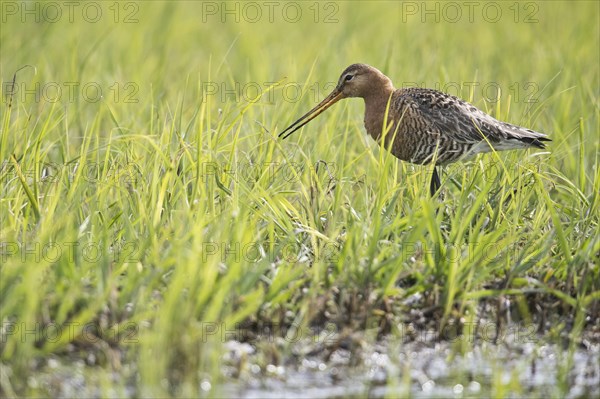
278 63 393 140
334 63 391 98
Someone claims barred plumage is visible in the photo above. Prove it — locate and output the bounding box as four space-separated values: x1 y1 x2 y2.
279 64 550 196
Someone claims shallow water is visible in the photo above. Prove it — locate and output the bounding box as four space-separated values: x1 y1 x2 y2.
219 337 600 398
15 332 600 398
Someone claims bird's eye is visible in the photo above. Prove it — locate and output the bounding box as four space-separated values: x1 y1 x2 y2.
345 74 354 81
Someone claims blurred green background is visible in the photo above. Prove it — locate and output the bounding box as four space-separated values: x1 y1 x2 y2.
2 1 598 177
2 1 597 133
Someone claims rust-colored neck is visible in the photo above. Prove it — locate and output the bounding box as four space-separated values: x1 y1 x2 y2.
363 82 395 142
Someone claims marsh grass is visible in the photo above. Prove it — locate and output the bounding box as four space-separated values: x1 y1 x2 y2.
1 1 599 397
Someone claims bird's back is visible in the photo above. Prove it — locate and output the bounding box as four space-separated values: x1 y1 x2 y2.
380 87 549 165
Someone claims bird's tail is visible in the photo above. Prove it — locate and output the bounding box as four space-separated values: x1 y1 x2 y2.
499 121 551 150
515 135 551 149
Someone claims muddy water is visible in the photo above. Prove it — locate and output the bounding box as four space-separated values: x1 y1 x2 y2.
17 334 600 398
219 335 599 398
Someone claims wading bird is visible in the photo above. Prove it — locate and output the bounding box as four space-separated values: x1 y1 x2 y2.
278 64 550 196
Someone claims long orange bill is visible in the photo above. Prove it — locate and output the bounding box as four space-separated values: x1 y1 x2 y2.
278 89 343 140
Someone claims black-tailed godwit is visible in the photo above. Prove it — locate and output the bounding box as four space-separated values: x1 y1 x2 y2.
279 63 550 196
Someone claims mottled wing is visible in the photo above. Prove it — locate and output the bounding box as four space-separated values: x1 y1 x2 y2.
393 88 548 163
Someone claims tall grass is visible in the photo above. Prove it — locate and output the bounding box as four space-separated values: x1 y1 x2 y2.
1 1 598 397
